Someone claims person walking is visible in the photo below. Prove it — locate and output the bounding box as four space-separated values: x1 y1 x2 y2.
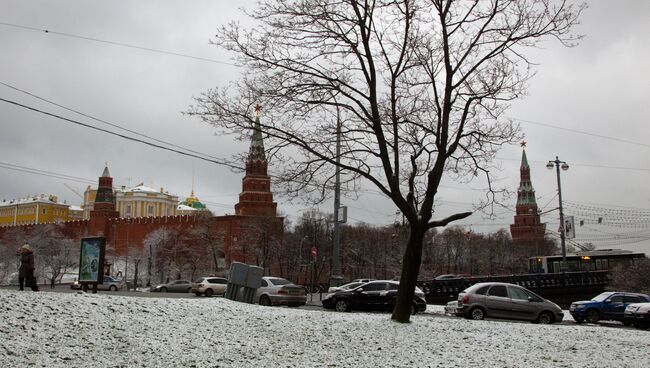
19 244 38 292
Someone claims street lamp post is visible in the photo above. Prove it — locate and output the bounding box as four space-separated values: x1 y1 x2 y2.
547 156 569 271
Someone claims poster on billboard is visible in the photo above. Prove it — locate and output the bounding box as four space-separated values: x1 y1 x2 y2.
78 237 105 283
564 216 576 239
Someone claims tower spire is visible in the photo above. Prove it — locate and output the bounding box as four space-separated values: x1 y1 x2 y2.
249 104 266 162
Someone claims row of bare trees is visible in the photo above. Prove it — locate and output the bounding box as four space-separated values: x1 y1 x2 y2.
0 224 78 286
105 213 229 289
261 211 558 284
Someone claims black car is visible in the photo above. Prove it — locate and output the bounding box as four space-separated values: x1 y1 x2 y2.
322 280 427 315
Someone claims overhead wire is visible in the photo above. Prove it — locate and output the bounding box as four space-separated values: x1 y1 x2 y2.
0 81 230 164
510 116 650 149
0 21 235 66
0 97 243 170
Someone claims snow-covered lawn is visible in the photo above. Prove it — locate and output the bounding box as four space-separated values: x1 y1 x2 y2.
1 290 648 367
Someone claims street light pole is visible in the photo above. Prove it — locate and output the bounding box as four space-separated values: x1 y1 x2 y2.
547 156 569 271
330 104 343 287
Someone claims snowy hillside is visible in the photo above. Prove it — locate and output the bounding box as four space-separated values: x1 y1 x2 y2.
0 290 648 367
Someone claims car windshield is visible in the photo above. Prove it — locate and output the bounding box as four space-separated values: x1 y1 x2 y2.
462 283 488 293
269 278 292 285
592 292 615 302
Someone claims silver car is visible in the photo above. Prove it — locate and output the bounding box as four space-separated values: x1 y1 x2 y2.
457 282 564 324
151 280 192 293
70 276 124 291
255 276 306 307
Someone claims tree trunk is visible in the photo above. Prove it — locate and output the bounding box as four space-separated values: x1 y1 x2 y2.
132 259 140 291
391 224 426 323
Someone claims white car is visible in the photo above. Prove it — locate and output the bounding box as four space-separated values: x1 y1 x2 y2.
624 302 650 330
327 281 365 294
255 277 306 307
191 277 228 297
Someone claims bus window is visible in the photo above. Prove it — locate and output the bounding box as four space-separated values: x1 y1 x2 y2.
602 259 608 269
595 259 602 270
552 261 559 273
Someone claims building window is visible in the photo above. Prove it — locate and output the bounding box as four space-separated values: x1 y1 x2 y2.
126 204 132 216
42 209 46 215
148 205 154 215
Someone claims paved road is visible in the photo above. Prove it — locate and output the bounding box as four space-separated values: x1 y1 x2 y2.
3 285 642 330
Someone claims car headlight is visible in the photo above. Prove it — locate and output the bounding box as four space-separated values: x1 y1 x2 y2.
575 305 586 310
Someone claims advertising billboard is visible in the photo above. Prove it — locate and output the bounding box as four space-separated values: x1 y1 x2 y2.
78 237 105 283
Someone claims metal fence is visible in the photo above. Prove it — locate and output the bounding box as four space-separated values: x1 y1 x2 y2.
417 271 609 308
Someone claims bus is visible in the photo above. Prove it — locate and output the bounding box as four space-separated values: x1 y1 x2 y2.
529 249 647 274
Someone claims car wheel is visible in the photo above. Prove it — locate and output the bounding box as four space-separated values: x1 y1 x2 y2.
205 288 214 297
187 287 192 293
160 287 167 293
410 304 417 315
259 295 271 306
109 285 117 291
537 311 554 324
334 299 350 312
634 322 648 330
586 309 600 323
468 307 486 320
194 292 202 297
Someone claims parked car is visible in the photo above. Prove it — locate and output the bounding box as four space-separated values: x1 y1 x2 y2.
151 280 192 293
570 291 650 324
456 282 563 324
191 277 228 297
624 302 650 330
327 281 365 294
444 300 460 316
322 280 427 315
352 278 376 283
434 274 461 280
71 276 124 291
255 277 307 307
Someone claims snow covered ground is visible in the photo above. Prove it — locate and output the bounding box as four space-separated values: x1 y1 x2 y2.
1 289 648 367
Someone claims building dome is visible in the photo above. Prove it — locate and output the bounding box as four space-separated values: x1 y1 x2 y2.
180 190 206 210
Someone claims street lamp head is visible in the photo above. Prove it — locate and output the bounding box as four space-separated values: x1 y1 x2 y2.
561 163 569 171
546 162 554 170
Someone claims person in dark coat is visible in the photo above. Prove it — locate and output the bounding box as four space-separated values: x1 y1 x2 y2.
19 244 38 292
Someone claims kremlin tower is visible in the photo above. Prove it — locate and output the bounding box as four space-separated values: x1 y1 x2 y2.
88 164 119 235
234 105 278 217
510 144 546 243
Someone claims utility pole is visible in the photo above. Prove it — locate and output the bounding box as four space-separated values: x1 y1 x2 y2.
547 156 569 271
330 104 343 287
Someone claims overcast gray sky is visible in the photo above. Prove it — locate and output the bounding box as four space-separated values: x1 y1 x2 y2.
1 1 649 254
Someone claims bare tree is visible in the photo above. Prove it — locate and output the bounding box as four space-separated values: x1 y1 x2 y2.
0 227 28 284
143 228 172 286
608 259 650 295
189 0 584 322
189 212 225 275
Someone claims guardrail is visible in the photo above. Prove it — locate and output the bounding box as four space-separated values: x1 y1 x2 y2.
417 271 609 308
